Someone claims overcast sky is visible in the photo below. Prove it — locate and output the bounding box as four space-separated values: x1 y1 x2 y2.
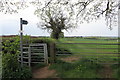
0 5 118 37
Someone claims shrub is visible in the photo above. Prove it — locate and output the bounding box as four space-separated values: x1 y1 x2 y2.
2 37 20 54
2 53 32 78
50 32 64 39
31 37 56 43
2 36 32 79
2 36 31 54
2 36 58 78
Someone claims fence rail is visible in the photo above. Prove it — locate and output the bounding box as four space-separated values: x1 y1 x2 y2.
56 42 120 45
56 54 119 56
57 52 119 54
56 42 119 64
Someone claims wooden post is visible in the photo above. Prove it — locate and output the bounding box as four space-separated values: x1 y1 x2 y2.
49 43 56 63
28 46 31 67
44 44 48 64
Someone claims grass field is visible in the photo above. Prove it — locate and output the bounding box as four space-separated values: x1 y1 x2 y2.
56 37 119 63
49 37 119 78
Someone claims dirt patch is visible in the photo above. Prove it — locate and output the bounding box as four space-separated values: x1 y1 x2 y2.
32 66 57 78
60 56 80 63
32 56 80 79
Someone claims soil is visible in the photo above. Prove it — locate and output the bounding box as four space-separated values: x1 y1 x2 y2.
32 65 57 78
32 56 80 79
60 56 80 63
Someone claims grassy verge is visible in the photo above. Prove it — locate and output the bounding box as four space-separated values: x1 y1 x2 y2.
49 58 103 78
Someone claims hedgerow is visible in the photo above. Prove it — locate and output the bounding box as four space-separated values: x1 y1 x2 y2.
1 36 57 78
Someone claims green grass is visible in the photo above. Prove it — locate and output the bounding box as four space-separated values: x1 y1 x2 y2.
50 37 119 78
59 37 118 43
56 37 119 63
49 58 103 78
111 63 120 79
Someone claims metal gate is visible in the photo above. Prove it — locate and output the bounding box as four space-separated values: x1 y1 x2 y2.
19 43 48 67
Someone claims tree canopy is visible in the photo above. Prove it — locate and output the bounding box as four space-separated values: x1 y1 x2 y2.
0 0 119 38
32 0 118 30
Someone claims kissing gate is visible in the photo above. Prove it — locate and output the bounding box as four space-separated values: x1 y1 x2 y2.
19 43 48 67
18 18 56 67
19 18 49 67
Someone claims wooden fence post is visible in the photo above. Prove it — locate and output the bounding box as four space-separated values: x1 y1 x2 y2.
44 44 48 64
50 43 56 63
28 46 31 67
